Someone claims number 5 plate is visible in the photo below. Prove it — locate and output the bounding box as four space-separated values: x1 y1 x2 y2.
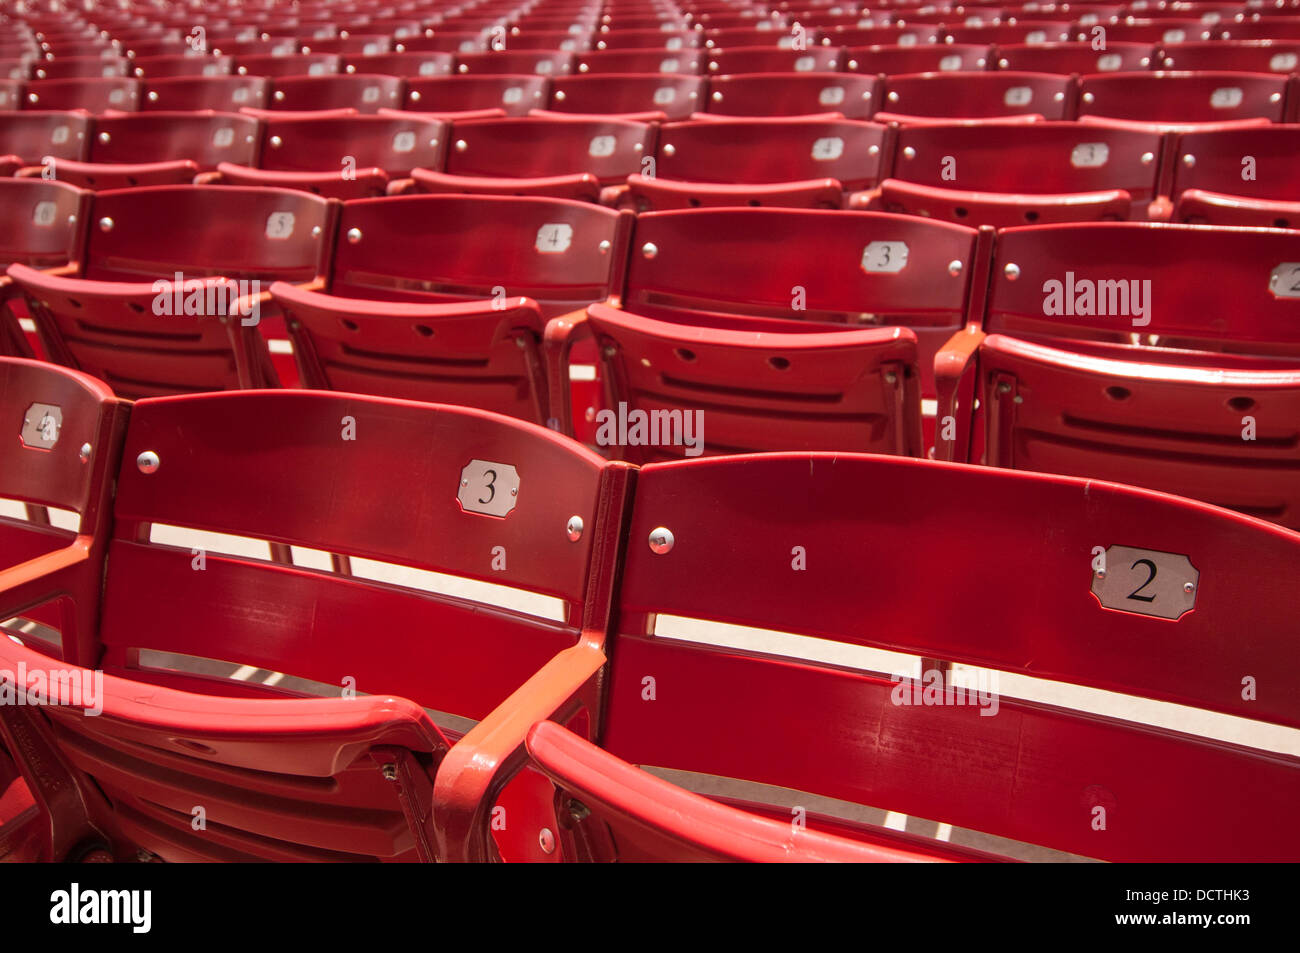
1091 545 1198 621
458 460 519 518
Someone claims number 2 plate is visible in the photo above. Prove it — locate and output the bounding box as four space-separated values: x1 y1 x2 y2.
1091 545 1198 620
458 460 519 518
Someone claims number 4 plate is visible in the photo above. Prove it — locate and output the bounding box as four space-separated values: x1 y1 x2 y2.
458 460 519 517
1091 545 1198 621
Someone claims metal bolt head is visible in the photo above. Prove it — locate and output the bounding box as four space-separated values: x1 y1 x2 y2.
566 515 584 541
269 135 283 148
98 131 110 144
948 259 962 276
663 143 675 156
598 239 611 254
1140 151 1154 165
347 227 362 243
649 526 674 554
381 763 397 781
79 442 91 463
1004 263 1020 280
455 138 468 152
902 146 916 160
538 827 555 854
99 216 114 232
1183 581 1195 593
642 242 658 259
568 799 591 821
1182 154 1195 167
273 89 285 101
136 450 160 474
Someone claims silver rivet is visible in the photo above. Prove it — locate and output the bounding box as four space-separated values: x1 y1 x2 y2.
903 146 916 159
381 763 397 781
1004 263 1020 280
1053 92 1064 102
868 144 879 156
455 139 468 152
1013 394 1024 404
1184 581 1195 593
649 527 674 554
98 131 110 143
1096 569 1106 579
885 371 898 384
1083 92 1095 104
1140 151 1154 164
566 515 584 541
145 89 158 102
642 242 658 258
1182 154 1195 167
269 135 282 147
538 828 555 853
598 239 610 254
948 259 962 276
997 382 1012 394
347 228 362 243
274 89 285 101
1271 92 1282 103
555 90 566 101
410 91 421 102
311 226 322 237
136 450 160 473
663 143 675 156
99 216 114 231
888 90 899 102
79 442 91 463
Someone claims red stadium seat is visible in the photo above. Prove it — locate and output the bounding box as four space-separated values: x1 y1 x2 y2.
266 74 405 114
590 29 703 50
1077 72 1289 124
343 51 456 77
872 120 1163 224
29 56 129 80
703 44 843 74
0 111 90 168
705 72 880 118
407 114 653 202
128 54 235 78
625 115 888 209
273 194 633 422
879 72 1074 121
993 42 1155 73
1100 18 1218 44
550 73 707 119
0 388 624 862
548 207 979 430
438 450 1300 862
405 75 551 116
0 356 127 664
1158 40 1300 72
24 77 140 112
844 43 991 74
141 75 269 111
8 185 337 397
936 222 1300 527
299 35 393 56
454 51 574 75
1168 125 1300 226
234 53 342 77
942 21 1075 45
573 48 705 74
0 179 90 355
212 114 446 198
62 110 259 178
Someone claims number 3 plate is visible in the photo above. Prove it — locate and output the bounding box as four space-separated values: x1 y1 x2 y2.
458 460 519 518
1091 545 1198 621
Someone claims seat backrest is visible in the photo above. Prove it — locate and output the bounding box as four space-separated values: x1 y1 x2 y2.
888 120 1162 201
0 110 90 164
442 115 654 185
454 50 575 76
30 56 129 81
87 110 260 170
705 72 879 118
993 41 1155 74
621 207 979 396
645 115 888 192
882 71 1074 120
590 29 703 50
234 53 341 77
128 54 236 78
81 184 335 284
255 114 447 176
703 45 844 74
573 48 705 74
550 73 707 119
1158 39 1300 72
99 389 618 731
24 77 140 112
405 74 551 116
1077 71 1289 123
1168 125 1300 203
596 451 1300 861
140 75 269 111
0 356 127 663
844 43 990 74
941 21 1075 45
323 193 634 320
342 51 455 77
267 74 405 113
0 177 89 272
585 302 922 459
984 221 1300 357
